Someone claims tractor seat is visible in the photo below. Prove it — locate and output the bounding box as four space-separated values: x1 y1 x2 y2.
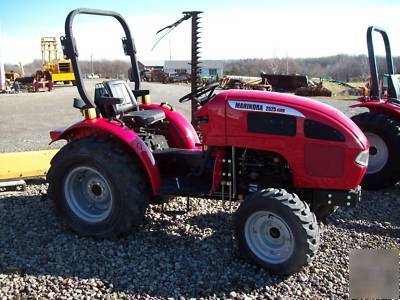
125 109 165 126
94 80 165 125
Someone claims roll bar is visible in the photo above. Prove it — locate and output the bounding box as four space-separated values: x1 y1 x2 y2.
366 26 395 99
61 8 141 108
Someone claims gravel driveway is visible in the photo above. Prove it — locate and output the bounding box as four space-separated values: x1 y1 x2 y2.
0 84 398 299
0 182 399 299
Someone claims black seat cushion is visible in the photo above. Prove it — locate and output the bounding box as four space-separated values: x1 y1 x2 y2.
95 80 165 125
95 80 137 118
126 109 165 126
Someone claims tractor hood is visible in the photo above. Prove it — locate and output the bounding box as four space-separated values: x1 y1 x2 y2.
220 90 368 148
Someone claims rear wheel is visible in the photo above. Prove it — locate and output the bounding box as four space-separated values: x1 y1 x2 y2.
234 189 319 275
47 137 150 238
351 112 400 190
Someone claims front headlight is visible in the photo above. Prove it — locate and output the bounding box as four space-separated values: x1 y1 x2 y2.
355 149 369 166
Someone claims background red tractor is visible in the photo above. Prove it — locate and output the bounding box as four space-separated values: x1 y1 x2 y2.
33 70 53 92
351 26 400 190
47 9 368 275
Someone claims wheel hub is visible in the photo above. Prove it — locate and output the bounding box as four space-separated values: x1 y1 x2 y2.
365 132 389 174
90 183 103 197
244 211 294 264
269 227 281 239
64 166 113 223
369 146 378 156
87 178 106 199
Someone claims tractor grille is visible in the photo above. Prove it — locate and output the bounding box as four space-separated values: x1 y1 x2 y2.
304 143 344 177
58 63 71 73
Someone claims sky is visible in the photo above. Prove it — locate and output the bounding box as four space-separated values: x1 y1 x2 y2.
0 0 399 65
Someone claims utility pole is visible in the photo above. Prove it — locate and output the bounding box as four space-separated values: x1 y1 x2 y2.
90 54 94 74
286 51 289 75
168 39 172 61
0 23 5 92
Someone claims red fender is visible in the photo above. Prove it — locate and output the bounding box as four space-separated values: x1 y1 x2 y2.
351 101 400 119
141 103 201 149
50 118 161 195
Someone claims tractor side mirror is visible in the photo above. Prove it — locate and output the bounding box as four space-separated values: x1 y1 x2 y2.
60 36 79 59
122 37 135 56
60 36 69 59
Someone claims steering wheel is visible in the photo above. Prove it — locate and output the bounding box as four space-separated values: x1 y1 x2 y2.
179 82 219 104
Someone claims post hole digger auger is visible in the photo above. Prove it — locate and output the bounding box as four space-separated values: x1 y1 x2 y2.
47 8 369 275
351 26 400 190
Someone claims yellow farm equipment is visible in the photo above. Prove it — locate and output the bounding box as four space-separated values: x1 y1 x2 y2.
39 37 75 85
0 149 58 192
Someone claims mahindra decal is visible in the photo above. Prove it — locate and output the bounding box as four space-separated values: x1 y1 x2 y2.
228 100 305 118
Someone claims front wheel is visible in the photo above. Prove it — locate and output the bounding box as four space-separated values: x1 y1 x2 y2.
47 137 150 238
234 189 319 275
351 112 400 190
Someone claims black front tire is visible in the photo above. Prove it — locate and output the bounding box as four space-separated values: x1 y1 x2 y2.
47 137 150 238
235 189 319 275
351 112 400 190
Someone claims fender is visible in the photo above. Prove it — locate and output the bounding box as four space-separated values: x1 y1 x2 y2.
141 103 201 149
50 118 161 194
351 101 400 119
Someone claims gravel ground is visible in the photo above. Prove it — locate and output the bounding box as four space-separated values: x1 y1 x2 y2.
0 181 399 299
0 85 397 298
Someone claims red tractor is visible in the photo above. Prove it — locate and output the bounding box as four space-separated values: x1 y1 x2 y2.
351 26 400 190
33 70 53 92
47 9 368 275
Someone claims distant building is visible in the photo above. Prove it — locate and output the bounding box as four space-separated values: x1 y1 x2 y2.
137 62 163 72
144 65 163 71
164 60 224 78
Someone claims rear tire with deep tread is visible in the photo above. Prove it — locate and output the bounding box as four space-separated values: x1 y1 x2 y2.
234 188 319 275
47 137 150 238
351 112 400 190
